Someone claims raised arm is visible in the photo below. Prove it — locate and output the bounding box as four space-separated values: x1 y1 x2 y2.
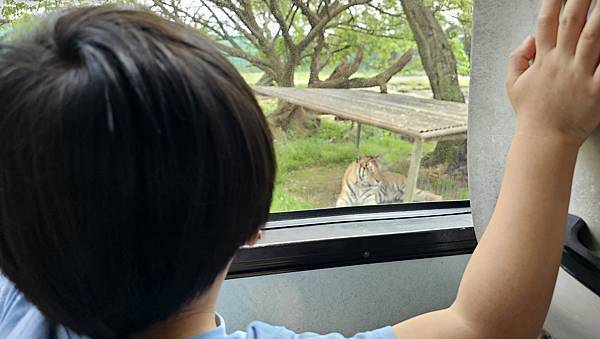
393 0 600 338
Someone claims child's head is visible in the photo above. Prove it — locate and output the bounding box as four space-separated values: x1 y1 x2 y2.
0 6 275 338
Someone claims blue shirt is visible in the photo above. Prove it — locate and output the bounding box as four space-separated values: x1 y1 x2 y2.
0 275 395 339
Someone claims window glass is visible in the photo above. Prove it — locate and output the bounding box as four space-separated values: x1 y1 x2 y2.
1 0 472 213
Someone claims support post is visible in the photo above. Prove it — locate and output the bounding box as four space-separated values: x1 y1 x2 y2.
354 122 362 156
405 138 424 202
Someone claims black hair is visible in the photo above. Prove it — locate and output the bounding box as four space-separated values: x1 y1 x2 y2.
0 6 275 338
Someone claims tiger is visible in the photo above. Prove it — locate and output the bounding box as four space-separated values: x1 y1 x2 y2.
336 156 442 207
335 156 383 207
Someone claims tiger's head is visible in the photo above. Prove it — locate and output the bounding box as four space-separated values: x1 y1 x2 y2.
353 156 384 187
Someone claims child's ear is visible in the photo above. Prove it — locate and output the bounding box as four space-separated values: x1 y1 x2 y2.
245 230 263 246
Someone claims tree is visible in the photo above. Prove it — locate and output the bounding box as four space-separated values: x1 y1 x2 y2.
430 0 473 60
1 0 128 29
401 0 464 102
400 0 469 175
149 0 413 130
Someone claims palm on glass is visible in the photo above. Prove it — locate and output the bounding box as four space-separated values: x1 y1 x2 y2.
507 0 600 145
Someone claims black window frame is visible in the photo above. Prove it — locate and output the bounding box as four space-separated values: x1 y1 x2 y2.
228 200 477 279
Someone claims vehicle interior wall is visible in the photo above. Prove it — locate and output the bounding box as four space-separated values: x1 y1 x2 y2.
469 1 600 338
469 0 600 251
217 255 470 334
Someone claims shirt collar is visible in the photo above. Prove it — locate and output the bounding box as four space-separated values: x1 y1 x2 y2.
187 313 227 339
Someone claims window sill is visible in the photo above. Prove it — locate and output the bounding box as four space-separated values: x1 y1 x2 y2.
229 201 476 279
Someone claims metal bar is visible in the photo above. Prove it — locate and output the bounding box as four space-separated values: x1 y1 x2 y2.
267 200 471 223
354 122 362 155
229 214 476 279
405 139 424 202
420 127 468 140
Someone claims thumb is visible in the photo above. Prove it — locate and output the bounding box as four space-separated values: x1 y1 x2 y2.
506 35 536 88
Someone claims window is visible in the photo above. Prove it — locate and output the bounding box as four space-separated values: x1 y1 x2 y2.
170 0 473 213
2 0 472 213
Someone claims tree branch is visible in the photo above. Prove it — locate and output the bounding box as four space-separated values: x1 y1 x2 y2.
311 50 413 93
151 0 185 24
266 0 296 53
297 0 370 53
199 0 245 50
154 0 285 73
217 43 277 77
238 0 271 50
367 3 405 18
337 25 405 39
309 33 327 84
326 46 364 81
215 6 264 49
206 0 273 54
292 0 319 26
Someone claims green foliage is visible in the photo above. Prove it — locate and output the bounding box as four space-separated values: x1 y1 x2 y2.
1 0 473 80
450 32 470 75
1 0 38 21
314 2 416 72
0 0 139 41
1 0 136 20
420 0 473 76
1 0 42 39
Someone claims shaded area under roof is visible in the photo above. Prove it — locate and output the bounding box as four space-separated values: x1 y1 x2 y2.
253 86 468 141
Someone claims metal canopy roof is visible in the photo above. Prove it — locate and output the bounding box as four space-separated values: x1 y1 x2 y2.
254 86 468 141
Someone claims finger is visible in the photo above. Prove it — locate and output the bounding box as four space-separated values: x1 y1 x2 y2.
507 36 537 88
536 0 563 54
577 1 600 72
558 0 593 53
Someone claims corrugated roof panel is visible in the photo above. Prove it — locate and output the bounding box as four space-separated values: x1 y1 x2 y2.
254 87 468 141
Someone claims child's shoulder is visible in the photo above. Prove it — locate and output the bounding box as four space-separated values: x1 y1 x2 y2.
0 274 83 338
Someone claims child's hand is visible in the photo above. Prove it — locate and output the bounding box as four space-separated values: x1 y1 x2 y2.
507 0 600 145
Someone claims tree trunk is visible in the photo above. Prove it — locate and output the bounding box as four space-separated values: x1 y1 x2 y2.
401 0 464 102
311 51 413 94
268 102 320 133
267 64 320 133
401 0 467 175
256 73 274 86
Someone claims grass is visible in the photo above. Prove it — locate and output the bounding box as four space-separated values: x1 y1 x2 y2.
249 73 471 212
269 118 460 212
